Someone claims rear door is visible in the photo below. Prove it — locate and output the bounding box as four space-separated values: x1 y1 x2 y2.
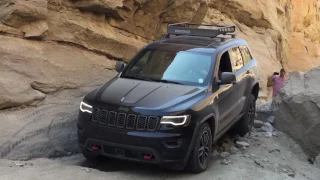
228 46 247 115
238 45 255 112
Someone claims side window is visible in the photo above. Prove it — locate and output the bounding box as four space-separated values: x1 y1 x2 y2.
217 51 233 80
228 47 244 72
239 45 253 65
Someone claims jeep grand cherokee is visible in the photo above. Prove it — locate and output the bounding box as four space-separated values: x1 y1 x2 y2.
77 23 259 173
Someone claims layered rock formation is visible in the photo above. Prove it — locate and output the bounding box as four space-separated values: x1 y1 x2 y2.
0 0 320 109
288 0 320 72
273 67 320 158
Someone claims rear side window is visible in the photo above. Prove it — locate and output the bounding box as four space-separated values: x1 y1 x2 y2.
239 45 253 65
228 47 244 72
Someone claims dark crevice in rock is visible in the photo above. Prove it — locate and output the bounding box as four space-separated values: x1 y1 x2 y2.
0 31 23 38
54 40 123 61
30 81 79 94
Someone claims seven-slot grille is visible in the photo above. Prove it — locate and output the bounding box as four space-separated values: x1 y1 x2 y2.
91 108 159 131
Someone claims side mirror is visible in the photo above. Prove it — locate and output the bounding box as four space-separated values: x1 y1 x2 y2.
218 72 236 85
115 61 126 73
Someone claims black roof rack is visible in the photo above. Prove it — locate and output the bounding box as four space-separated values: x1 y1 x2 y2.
165 22 236 39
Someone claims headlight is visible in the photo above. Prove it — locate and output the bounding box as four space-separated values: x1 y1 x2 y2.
160 115 191 126
80 101 93 113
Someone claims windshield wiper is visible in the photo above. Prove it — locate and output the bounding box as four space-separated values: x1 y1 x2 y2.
121 75 152 81
157 79 184 85
121 76 184 85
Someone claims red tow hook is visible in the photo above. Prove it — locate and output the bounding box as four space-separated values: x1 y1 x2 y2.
144 154 154 160
91 145 101 150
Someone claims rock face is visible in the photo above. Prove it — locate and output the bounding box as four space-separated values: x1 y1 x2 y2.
0 0 320 109
288 0 320 73
0 35 116 109
273 67 320 157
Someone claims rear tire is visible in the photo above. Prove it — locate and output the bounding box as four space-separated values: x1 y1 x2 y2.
237 94 256 136
187 122 212 173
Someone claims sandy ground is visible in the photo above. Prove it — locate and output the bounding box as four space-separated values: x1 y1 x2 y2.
0 86 319 180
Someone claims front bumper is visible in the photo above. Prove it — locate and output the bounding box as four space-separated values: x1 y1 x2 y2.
77 112 196 169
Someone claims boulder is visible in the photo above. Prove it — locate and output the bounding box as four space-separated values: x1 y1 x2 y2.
273 67 320 157
0 35 116 109
253 120 264 128
0 0 48 38
236 141 250 148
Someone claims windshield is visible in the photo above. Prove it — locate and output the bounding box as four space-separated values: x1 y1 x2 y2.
121 49 213 86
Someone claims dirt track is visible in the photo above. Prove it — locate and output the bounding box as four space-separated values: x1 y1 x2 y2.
0 86 319 180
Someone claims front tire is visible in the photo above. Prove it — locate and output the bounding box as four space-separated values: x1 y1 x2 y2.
187 122 212 173
237 94 256 136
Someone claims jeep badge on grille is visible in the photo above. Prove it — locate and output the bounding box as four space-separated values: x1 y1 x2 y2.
118 106 129 112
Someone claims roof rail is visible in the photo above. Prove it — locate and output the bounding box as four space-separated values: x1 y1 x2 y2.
166 22 236 38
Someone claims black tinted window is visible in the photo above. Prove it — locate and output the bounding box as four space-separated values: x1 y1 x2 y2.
228 47 244 72
121 49 213 86
239 45 252 65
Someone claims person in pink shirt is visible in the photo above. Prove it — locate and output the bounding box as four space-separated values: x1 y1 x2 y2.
272 68 287 98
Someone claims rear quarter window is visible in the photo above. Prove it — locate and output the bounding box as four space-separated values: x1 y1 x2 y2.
239 45 253 65
228 47 244 72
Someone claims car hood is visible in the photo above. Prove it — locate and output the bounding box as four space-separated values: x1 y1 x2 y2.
86 77 208 112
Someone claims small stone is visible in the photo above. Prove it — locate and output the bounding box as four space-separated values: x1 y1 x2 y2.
81 168 92 173
235 135 248 142
269 149 281 153
229 146 238 155
283 168 289 173
282 156 286 160
220 152 230 158
240 146 247 152
251 127 258 132
236 141 250 148
267 116 275 124
288 173 296 177
265 132 273 137
13 161 25 167
221 158 231 165
272 132 278 137
260 122 273 133
263 158 268 162
254 159 264 168
253 120 264 128
212 150 219 157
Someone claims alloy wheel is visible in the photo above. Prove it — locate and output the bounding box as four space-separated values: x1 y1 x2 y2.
198 131 210 165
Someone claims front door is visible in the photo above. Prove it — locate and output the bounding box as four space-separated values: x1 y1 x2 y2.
215 50 240 134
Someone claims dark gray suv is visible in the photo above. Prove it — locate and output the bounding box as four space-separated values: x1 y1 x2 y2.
77 22 259 173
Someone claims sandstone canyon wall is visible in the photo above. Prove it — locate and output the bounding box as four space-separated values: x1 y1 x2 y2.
0 0 320 109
